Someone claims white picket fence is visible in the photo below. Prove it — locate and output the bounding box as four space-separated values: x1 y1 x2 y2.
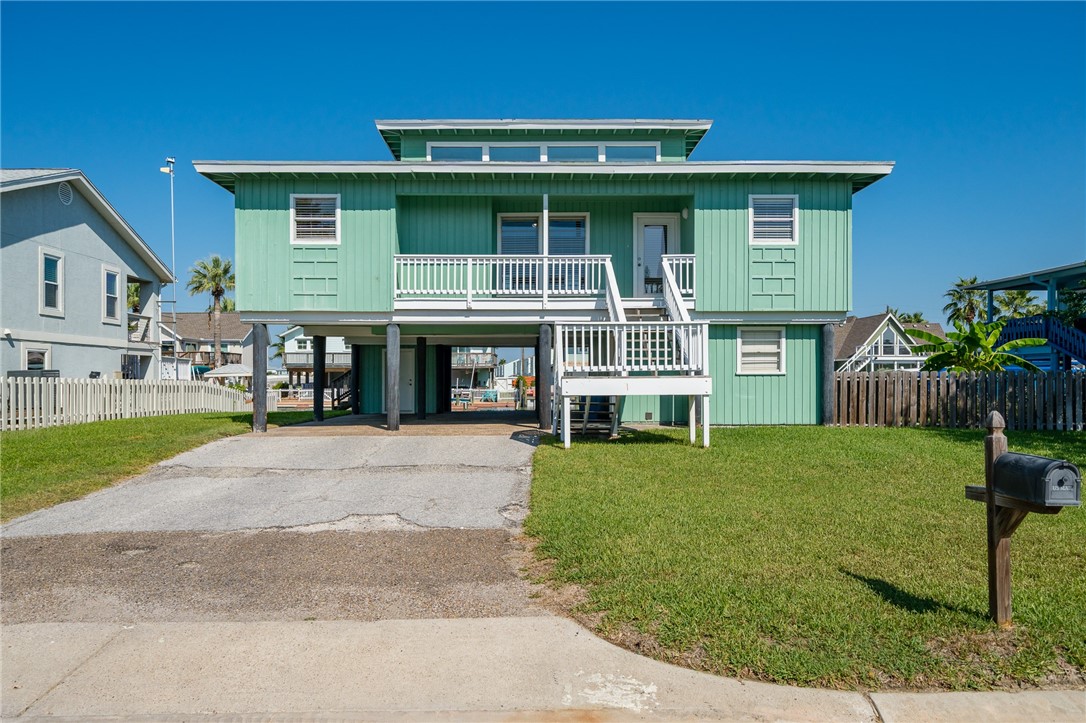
0 377 248 431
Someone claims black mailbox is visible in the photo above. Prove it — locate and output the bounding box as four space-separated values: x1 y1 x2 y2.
993 453 1081 508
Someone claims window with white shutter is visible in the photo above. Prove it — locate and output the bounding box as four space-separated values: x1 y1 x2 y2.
749 195 798 245
737 327 786 375
291 194 340 244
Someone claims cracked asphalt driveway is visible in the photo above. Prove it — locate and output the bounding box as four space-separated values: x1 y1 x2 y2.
1 425 545 623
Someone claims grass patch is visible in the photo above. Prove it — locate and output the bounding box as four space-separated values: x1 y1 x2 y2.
525 426 1086 689
0 410 345 521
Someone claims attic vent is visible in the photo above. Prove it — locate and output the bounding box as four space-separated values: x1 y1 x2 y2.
58 182 73 205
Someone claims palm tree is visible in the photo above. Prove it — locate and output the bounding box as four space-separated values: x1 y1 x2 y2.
270 339 285 362
942 277 987 325
186 255 235 368
127 283 141 313
994 291 1044 320
885 306 926 323
207 296 236 313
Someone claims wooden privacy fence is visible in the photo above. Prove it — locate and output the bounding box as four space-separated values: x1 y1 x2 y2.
834 371 1086 431
0 378 248 431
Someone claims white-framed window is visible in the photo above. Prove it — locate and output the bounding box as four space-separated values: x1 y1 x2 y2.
290 194 340 245
749 195 799 245
496 213 590 254
737 327 786 375
426 141 659 163
39 247 64 316
23 345 51 372
102 265 121 323
296 337 310 351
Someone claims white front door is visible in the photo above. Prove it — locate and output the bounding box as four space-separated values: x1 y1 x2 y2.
382 349 416 413
633 214 680 296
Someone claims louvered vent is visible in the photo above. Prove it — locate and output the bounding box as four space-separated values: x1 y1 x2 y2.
58 181 73 205
293 196 338 241
751 196 795 242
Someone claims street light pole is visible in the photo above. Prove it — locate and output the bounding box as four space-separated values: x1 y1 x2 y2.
160 157 177 381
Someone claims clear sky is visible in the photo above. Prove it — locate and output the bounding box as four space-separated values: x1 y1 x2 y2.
3 1 1083 325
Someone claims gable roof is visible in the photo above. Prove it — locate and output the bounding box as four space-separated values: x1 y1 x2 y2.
1 168 173 282
160 312 252 343
374 118 714 160
834 313 945 360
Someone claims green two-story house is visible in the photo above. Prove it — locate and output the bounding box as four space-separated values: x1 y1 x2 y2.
196 119 892 446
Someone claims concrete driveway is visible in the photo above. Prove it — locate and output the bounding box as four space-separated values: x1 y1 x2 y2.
3 430 538 536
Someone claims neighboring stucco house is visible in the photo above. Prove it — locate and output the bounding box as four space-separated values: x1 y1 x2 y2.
834 312 944 372
0 168 173 379
159 312 253 378
196 119 893 443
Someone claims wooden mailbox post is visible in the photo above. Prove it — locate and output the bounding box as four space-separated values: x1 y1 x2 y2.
965 411 1081 627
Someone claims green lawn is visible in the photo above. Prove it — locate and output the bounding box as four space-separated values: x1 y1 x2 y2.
525 426 1086 690
0 410 344 521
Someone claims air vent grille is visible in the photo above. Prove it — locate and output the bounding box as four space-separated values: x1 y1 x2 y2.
58 181 73 205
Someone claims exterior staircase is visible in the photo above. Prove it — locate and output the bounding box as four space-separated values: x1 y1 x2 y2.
1000 315 1086 367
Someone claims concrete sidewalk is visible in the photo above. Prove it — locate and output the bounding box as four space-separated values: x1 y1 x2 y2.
4 616 1082 721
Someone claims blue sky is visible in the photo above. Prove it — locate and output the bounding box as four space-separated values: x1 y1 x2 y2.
3 1 1084 325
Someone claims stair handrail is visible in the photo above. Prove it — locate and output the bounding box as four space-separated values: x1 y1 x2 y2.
661 263 690 323
1002 314 1086 365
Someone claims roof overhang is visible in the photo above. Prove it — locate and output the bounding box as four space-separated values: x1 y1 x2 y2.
965 261 1086 292
194 160 894 194
374 119 714 160
1 169 174 283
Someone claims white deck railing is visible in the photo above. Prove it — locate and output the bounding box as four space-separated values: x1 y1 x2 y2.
555 322 709 376
662 255 695 298
394 255 613 302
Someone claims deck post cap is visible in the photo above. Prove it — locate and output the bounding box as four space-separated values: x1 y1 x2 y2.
986 410 1006 433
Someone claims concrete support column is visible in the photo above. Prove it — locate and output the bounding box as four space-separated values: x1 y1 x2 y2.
350 344 362 415
386 324 400 431
538 324 553 430
312 335 326 422
251 323 268 433
416 337 427 420
822 323 836 426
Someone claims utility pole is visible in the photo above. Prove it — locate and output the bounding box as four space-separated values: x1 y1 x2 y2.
159 157 177 380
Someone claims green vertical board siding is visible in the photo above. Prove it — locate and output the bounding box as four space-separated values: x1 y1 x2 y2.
291 247 338 309
359 345 385 414
235 177 395 312
397 196 494 254
694 179 851 313
708 324 821 425
619 395 687 424
749 247 797 310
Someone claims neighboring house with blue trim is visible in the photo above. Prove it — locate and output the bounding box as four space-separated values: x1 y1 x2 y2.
0 169 173 379
195 119 894 443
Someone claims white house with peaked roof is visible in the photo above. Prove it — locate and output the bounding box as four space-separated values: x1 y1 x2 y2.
0 169 173 379
834 312 945 372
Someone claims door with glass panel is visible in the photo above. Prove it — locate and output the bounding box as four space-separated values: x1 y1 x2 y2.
634 215 679 296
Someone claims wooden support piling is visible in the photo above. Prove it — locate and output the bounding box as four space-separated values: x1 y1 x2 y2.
312 335 326 422
252 323 268 432
386 323 400 431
